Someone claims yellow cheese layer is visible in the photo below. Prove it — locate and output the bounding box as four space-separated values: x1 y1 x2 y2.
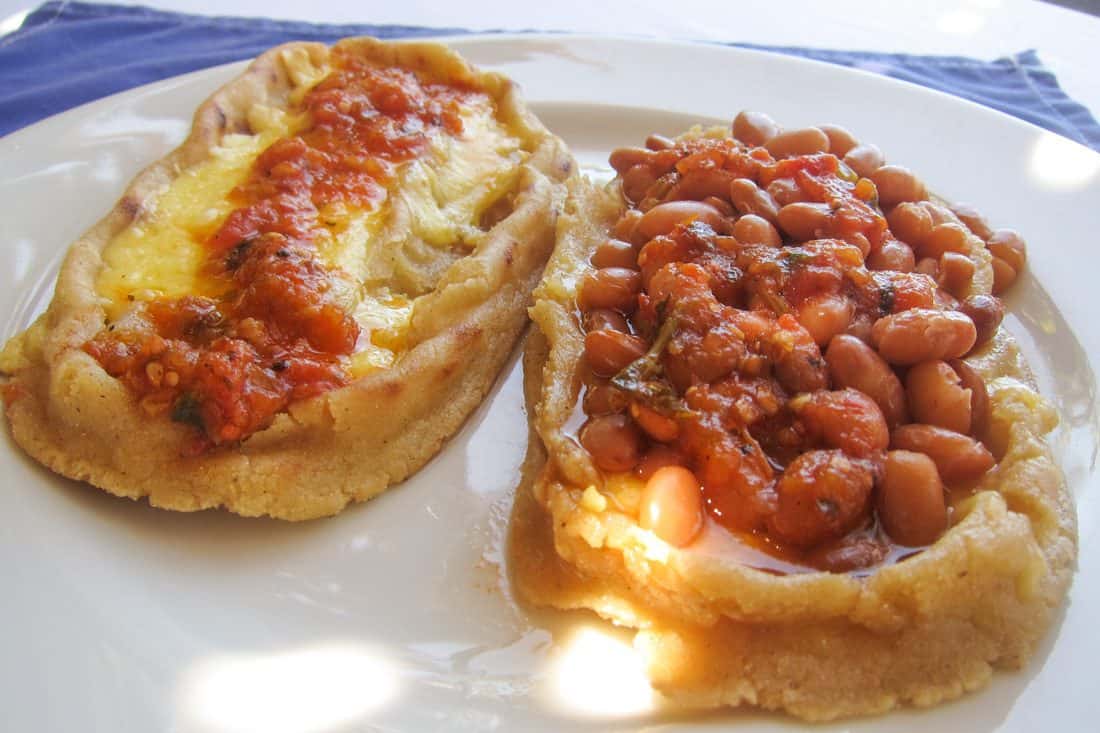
93 51 524 379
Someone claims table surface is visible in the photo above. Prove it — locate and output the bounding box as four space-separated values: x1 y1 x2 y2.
1 0 1099 125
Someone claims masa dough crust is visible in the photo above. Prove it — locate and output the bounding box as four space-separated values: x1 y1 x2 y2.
511 175 1077 721
0 38 574 520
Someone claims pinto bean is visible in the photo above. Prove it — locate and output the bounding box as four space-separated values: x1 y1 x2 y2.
702 196 735 217
991 257 1018 294
733 214 782 247
579 267 642 313
871 308 977 365
825 334 909 428
728 178 780 222
987 229 1027 272
949 359 991 438
938 252 976 298
584 330 646 377
622 164 659 203
583 383 628 415
843 143 885 178
667 168 735 201
877 450 948 546
819 124 858 157
645 133 676 151
777 202 832 241
580 414 645 472
609 146 656 175
635 444 686 480
769 449 875 548
918 223 970 259
767 177 804 206
886 201 933 248
959 294 1004 348
866 239 915 272
765 127 831 158
906 360 972 434
891 423 995 483
591 238 639 270
791 388 890 457
797 294 853 346
950 202 993 240
612 209 643 243
639 466 704 547
732 110 780 147
584 308 630 333
636 200 726 240
870 165 927 209
914 257 939 279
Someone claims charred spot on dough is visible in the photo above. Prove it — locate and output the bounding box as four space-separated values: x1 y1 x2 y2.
214 107 228 131
119 196 142 220
503 241 517 267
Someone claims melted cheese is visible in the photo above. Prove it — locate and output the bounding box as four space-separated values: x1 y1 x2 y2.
93 54 525 379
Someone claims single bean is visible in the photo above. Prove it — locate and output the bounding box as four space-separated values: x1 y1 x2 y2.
819 124 858 157
871 308 977 364
667 168 735 201
733 214 782 247
891 423 995 483
609 146 655 175
934 288 960 311
639 466 704 547
584 329 646 377
635 444 686 480
579 267 642 313
914 257 939 279
630 402 680 442
870 165 927 208
918 201 953 226
769 449 875 548
591 238 639 270
938 252 976 298
950 202 993 240
777 202 832 241
767 177 803 206
845 312 876 344
636 200 726 240
728 178 780 222
991 256 1018 295
579 414 645 473
612 209 643 243
702 196 736 217
959 294 1004 348
645 133 675 151
583 383 628 416
732 110 780 147
825 334 909 428
797 294 854 346
583 308 630 333
866 239 916 272
987 229 1027 272
906 360 972 434
949 359 990 438
792 388 890 457
765 127 831 158
918 222 970 260
876 450 948 546
886 202 933 248
843 143 885 178
622 164 658 203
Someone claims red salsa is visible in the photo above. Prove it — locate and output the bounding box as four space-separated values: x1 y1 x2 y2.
85 51 486 453
579 124 1015 573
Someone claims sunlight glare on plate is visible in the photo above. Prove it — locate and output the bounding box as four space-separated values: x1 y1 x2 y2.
0 10 28 36
175 641 399 733
936 9 987 35
1027 132 1100 191
548 626 657 717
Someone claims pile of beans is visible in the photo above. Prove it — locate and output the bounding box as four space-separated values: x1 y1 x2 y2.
575 111 1027 572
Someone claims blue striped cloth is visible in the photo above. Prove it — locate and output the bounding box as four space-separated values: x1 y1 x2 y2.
2 1 1098 151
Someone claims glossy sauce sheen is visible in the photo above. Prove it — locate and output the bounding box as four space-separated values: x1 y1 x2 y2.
85 51 485 452
579 128 1006 573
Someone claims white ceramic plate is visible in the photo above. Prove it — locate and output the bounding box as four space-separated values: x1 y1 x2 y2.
2 36 1098 732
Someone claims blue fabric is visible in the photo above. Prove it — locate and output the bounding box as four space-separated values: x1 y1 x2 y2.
2 1 1098 151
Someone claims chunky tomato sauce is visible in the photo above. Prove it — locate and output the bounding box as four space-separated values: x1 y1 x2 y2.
579 129 1008 572
85 53 485 453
